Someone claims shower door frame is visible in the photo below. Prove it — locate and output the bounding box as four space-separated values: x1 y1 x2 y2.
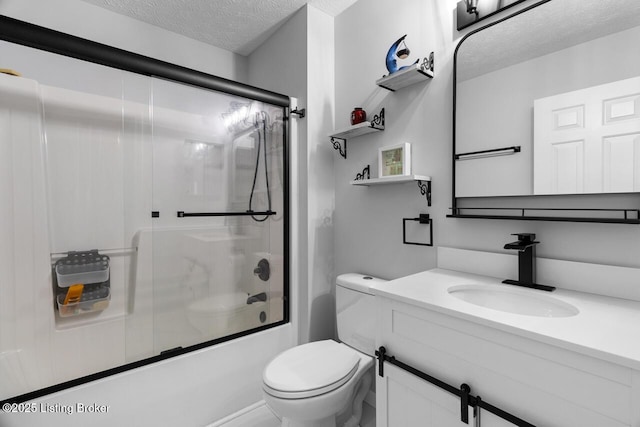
0 14 291 404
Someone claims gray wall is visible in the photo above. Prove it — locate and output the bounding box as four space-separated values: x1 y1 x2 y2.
333 0 446 280
333 0 640 285
249 5 336 343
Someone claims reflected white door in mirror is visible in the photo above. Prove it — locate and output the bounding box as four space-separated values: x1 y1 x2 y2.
534 76 640 195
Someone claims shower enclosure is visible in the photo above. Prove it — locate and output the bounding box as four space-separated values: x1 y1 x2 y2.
0 16 289 403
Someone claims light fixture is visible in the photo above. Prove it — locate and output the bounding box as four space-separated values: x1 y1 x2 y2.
465 0 479 15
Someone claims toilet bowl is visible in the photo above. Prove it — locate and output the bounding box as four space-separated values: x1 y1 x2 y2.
263 340 372 427
187 291 267 338
262 274 386 427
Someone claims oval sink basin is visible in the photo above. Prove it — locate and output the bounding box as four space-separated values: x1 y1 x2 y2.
448 284 579 318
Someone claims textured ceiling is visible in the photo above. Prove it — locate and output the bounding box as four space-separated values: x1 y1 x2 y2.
457 0 640 81
79 0 358 55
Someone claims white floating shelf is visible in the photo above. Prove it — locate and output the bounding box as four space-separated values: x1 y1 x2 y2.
350 174 431 186
329 108 385 159
330 121 384 140
376 55 434 92
351 174 432 205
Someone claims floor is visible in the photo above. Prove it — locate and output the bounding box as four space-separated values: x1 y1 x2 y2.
361 402 377 427
208 401 376 427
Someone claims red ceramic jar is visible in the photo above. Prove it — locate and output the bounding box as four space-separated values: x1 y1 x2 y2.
350 107 367 125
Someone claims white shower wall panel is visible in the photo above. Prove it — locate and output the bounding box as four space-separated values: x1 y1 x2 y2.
42 85 148 253
0 74 154 397
42 85 144 338
0 74 53 398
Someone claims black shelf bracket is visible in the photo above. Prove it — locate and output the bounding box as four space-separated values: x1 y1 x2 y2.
423 51 435 74
417 180 432 206
376 346 537 426
402 214 433 246
331 137 347 159
370 107 385 129
354 165 370 181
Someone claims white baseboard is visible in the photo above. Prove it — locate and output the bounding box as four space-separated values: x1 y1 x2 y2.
206 401 270 427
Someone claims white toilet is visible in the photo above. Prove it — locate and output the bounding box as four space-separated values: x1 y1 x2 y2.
262 273 386 427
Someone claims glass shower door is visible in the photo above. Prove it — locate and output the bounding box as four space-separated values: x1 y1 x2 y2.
148 78 286 354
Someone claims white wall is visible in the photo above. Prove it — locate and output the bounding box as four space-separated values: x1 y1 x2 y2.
249 5 336 343
333 0 640 280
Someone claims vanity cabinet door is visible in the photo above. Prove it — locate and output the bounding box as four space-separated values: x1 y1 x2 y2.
376 363 474 427
376 298 635 427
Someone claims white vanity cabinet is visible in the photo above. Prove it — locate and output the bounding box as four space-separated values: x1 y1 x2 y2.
375 297 640 427
376 359 474 427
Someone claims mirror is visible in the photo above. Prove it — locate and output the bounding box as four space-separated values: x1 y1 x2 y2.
454 0 640 203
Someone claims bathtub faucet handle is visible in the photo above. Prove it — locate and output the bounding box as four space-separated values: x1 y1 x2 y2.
253 258 270 281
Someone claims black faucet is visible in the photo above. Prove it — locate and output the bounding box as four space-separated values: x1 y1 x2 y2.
502 233 555 292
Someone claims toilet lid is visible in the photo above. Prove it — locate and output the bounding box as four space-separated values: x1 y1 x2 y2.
263 340 360 398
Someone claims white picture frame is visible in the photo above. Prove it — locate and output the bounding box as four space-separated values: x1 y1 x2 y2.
378 142 411 178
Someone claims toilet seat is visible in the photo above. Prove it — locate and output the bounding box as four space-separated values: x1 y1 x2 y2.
263 340 361 399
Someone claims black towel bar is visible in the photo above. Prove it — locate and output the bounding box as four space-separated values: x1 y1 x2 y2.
177 210 276 218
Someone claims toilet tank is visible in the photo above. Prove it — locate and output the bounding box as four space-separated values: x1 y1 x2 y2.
336 273 387 356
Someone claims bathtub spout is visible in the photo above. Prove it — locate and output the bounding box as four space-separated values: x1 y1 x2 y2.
246 292 267 305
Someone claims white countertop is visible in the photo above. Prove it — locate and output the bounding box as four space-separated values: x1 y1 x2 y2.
373 268 640 370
